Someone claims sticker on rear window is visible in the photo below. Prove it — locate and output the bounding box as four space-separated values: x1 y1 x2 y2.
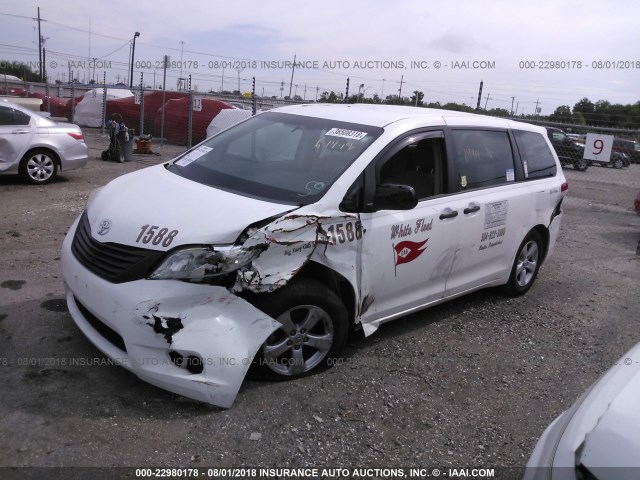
174 145 213 167
325 128 368 140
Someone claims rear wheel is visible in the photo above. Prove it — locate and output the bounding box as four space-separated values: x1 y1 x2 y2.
574 158 588 171
19 149 58 184
612 157 624 169
503 230 543 296
248 278 348 379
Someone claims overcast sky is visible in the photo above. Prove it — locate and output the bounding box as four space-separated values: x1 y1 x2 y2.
1 0 638 115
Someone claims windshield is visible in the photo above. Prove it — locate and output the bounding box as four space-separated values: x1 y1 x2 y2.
167 111 383 205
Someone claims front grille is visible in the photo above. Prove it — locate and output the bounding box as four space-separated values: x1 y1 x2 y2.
75 296 127 353
71 211 165 283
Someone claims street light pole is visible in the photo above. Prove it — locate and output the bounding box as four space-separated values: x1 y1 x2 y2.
129 32 140 88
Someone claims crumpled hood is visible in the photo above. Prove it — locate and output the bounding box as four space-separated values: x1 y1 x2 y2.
86 164 293 249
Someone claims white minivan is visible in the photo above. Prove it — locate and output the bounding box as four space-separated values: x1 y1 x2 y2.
62 104 567 408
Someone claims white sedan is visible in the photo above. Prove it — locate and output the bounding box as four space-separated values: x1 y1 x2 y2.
0 99 88 184
526 342 640 479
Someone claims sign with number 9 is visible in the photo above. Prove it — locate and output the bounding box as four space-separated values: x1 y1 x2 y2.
584 133 613 162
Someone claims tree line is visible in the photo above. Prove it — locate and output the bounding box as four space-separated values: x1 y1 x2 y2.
318 89 640 130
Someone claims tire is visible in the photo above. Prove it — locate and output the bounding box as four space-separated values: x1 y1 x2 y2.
247 278 348 380
612 157 623 169
101 151 109 161
574 158 588 171
19 149 58 185
503 230 543 297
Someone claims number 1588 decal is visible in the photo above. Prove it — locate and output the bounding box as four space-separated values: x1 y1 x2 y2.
325 221 363 245
136 224 179 247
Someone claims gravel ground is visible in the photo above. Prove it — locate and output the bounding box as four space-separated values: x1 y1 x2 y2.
1 130 639 477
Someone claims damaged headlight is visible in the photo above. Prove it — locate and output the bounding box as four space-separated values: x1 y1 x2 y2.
149 246 264 281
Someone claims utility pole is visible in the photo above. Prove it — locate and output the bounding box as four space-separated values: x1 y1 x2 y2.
37 7 43 82
187 75 192 149
288 53 296 99
476 80 483 111
179 41 185 80
484 93 491 110
510 96 515 116
534 99 540 119
127 43 131 87
42 48 46 84
236 68 243 95
139 72 144 136
397 75 404 103
160 55 168 146
129 32 140 89
88 18 91 85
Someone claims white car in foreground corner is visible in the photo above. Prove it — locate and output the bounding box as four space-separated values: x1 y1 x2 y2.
526 342 640 480
0 99 88 184
61 104 567 408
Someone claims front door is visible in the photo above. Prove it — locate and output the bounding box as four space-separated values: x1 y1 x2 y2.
358 132 459 327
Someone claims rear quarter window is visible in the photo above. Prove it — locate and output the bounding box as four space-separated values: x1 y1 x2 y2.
0 106 30 126
513 130 557 179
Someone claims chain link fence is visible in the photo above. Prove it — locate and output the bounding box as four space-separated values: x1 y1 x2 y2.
3 75 638 215
4 75 305 151
520 119 639 216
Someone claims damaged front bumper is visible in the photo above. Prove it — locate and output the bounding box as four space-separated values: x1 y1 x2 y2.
61 222 280 408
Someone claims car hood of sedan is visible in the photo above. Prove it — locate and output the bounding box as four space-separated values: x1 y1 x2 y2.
86 164 294 249
576 367 640 471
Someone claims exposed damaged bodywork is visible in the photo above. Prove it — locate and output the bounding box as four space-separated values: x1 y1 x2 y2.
62 208 363 409
62 225 282 407
144 304 184 344
234 212 361 294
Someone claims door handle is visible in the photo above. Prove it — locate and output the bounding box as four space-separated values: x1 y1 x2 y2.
463 205 480 214
439 210 458 220
12 129 30 134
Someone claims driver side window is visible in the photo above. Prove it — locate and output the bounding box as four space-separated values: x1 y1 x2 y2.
379 136 446 200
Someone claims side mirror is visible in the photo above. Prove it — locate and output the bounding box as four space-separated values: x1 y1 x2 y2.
372 183 417 211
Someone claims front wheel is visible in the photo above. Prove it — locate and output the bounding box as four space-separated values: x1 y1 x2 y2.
612 157 624 169
19 149 58 184
248 278 348 379
503 230 543 296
